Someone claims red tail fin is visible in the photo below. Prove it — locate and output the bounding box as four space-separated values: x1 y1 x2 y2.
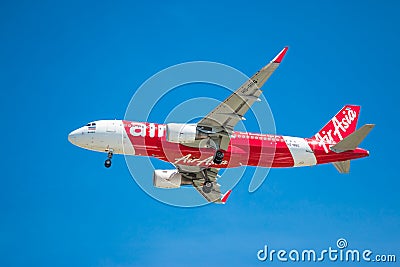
312 105 361 144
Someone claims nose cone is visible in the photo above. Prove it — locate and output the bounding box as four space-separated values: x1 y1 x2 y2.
68 128 82 144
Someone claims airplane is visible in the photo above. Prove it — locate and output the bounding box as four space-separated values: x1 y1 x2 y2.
68 47 374 204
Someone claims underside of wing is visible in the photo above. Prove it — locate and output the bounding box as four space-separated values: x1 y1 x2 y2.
197 47 288 150
192 179 223 203
176 165 227 203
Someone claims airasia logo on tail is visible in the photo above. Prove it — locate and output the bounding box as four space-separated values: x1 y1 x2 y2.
314 106 359 153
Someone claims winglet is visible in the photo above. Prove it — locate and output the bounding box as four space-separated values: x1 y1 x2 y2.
272 46 289 63
221 190 232 204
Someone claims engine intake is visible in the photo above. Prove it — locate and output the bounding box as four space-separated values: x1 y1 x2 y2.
153 169 182 188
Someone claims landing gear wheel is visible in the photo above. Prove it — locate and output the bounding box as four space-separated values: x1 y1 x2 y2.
213 150 224 164
202 181 213 193
104 150 113 168
104 159 112 168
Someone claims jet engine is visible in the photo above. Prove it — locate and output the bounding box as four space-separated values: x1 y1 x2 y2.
166 123 207 144
153 169 182 188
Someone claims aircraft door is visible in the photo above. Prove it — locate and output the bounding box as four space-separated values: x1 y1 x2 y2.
106 121 116 132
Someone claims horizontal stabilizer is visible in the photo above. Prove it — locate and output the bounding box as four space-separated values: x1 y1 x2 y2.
330 124 375 153
333 160 351 174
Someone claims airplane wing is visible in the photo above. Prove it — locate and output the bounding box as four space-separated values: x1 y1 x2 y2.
176 165 231 204
197 47 288 150
170 48 288 203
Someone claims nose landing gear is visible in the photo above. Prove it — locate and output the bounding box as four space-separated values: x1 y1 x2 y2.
104 150 113 168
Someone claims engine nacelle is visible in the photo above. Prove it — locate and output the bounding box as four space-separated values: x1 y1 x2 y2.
153 169 182 189
166 123 198 144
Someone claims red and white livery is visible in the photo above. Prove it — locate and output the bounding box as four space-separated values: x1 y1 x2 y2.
68 47 374 203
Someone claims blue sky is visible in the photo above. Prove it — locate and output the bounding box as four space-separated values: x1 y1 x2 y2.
1 0 399 266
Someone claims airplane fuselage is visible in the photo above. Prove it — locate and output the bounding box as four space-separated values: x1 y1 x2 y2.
68 120 369 169
67 48 374 203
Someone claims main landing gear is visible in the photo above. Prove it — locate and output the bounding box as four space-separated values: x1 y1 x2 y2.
104 150 113 168
203 180 213 193
213 150 224 164
202 149 224 192
201 169 213 194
